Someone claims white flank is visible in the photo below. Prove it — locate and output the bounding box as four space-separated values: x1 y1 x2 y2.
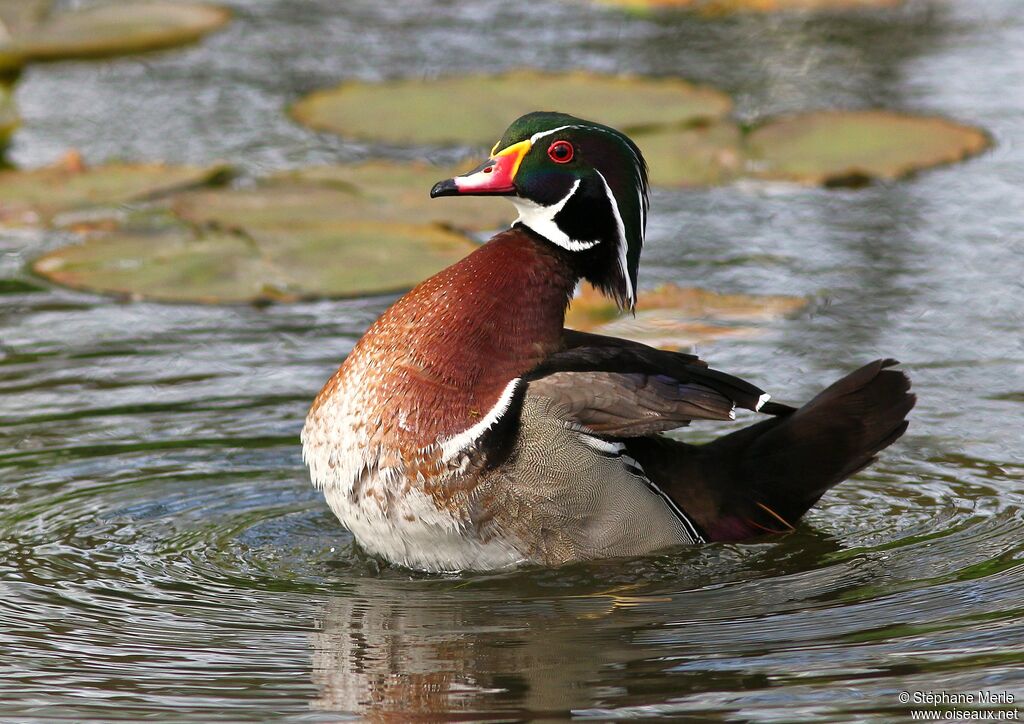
756 392 771 411
511 179 600 252
438 378 522 462
595 169 634 307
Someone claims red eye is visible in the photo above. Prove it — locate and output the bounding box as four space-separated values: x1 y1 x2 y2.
547 140 574 164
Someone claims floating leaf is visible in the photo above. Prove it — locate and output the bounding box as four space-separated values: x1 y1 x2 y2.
629 284 807 320
3 2 230 63
33 222 266 303
32 218 478 303
0 81 16 149
639 123 743 187
0 52 17 76
745 110 990 186
566 283 807 348
175 162 513 233
291 70 732 147
590 0 902 14
172 185 362 230
0 159 233 226
271 162 512 230
0 0 51 37
250 223 477 300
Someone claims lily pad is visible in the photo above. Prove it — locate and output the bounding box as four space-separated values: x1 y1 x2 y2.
251 223 478 300
32 218 478 303
172 184 365 229
271 163 510 229
639 123 743 187
175 162 513 233
566 283 807 348
0 159 233 226
0 0 51 37
0 81 16 149
591 0 901 14
2 2 230 63
745 110 990 186
291 70 732 147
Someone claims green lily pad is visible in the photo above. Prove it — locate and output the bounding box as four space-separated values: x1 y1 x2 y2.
250 223 477 300
745 110 990 186
566 283 807 348
271 163 509 229
32 218 478 303
2 2 230 63
34 222 270 303
172 184 364 229
290 70 732 147
0 160 233 226
639 123 743 187
590 0 901 14
174 162 513 233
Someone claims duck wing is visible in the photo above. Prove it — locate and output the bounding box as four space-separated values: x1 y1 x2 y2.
526 371 734 436
624 359 916 541
523 329 790 436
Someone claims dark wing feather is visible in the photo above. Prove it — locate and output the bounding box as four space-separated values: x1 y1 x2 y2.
561 329 705 365
625 359 915 541
526 371 734 437
526 329 774 415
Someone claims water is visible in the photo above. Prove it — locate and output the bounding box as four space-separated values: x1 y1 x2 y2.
2 0 1023 720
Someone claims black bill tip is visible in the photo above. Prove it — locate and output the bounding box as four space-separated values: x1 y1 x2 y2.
430 178 458 198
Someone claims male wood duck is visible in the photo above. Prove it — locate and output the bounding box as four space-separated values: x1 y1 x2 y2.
302 111 916 572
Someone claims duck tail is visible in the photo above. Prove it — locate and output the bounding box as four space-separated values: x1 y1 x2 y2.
626 359 916 542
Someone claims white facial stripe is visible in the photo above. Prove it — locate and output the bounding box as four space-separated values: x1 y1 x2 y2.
530 124 646 205
595 169 634 307
438 378 522 462
514 123 649 293
636 180 648 236
531 122 646 208
511 179 601 251
529 124 583 145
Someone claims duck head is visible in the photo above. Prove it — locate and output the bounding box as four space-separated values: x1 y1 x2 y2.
431 111 649 311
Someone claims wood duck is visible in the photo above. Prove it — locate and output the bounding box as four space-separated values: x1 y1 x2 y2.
302 111 916 572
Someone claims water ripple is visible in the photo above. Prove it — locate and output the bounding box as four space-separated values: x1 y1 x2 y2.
3 0 1024 720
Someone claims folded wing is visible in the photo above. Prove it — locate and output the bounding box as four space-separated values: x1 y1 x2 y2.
524 329 789 436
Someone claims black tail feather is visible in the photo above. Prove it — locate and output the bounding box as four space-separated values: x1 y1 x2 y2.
626 359 916 542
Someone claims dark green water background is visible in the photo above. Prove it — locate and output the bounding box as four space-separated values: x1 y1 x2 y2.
1 0 1022 720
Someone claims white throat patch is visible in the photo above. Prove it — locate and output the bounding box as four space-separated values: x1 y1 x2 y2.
509 172 637 308
510 179 599 252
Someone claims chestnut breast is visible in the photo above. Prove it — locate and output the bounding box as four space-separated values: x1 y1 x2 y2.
310 228 577 461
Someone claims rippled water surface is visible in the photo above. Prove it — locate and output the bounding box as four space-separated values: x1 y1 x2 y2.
2 1 1023 720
